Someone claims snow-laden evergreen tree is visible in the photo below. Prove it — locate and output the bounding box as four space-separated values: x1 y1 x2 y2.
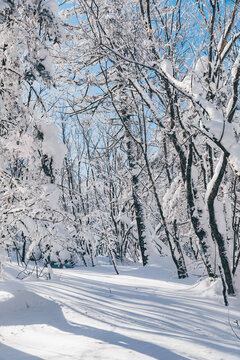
0 0 76 272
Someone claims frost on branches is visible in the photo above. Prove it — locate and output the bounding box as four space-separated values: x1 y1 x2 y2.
58 0 240 293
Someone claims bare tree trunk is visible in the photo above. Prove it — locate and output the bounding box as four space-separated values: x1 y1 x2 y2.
207 155 235 295
143 150 188 278
186 143 215 278
123 113 148 266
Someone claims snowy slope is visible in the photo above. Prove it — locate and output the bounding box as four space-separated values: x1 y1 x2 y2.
0 261 240 360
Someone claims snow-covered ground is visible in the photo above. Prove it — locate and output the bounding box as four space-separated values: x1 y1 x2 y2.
0 260 240 360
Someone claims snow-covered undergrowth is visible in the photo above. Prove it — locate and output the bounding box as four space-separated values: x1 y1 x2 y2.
0 260 240 360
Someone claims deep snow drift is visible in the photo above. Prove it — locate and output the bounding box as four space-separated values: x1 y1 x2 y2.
0 259 240 360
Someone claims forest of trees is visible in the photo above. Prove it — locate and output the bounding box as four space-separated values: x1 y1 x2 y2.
0 0 239 299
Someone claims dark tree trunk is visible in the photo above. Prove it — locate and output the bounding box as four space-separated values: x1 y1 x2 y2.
143 150 188 278
186 143 216 278
124 118 148 266
21 232 26 264
207 155 235 295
